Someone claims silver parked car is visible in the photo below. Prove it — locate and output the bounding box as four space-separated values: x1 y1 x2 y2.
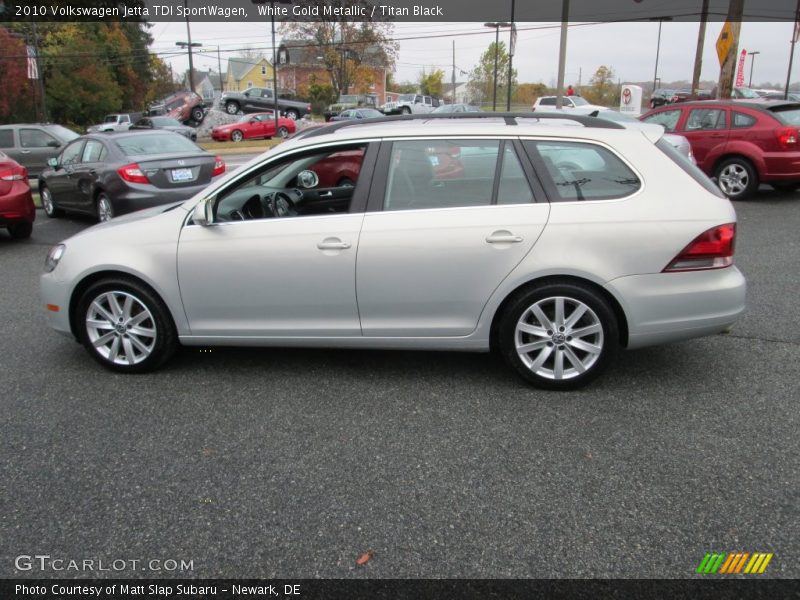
41 114 745 389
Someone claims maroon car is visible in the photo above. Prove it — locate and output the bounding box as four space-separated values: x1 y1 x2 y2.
641 100 800 199
0 151 35 239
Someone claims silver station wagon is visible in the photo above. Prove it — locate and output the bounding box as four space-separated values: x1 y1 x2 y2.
41 114 746 389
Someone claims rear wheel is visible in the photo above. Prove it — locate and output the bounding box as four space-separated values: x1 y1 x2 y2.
76 277 178 373
225 101 240 115
285 109 299 120
8 222 33 239
191 106 205 122
41 185 64 218
498 282 619 390
96 193 114 222
715 157 758 200
231 130 244 142
277 126 289 138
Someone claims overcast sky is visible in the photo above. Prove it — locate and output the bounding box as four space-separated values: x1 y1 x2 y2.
150 20 800 90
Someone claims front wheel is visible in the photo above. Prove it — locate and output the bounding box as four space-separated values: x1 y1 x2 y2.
715 157 758 200
191 106 205 122
76 278 178 373
277 126 289 138
402 106 411 115
225 101 240 115
498 282 619 390
231 130 244 142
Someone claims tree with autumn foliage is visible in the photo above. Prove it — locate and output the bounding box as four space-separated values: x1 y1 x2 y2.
0 26 35 123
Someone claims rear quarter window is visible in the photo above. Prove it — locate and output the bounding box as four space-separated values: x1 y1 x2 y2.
523 140 641 202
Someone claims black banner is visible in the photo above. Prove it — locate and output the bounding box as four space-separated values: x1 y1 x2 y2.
2 0 800 23
2 579 799 600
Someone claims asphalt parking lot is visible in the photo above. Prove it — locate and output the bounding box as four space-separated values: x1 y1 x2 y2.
1 188 798 579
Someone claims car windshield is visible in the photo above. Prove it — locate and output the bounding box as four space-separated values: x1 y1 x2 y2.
736 87 761 98
151 117 182 127
115 133 200 156
361 109 383 118
48 125 79 142
338 95 359 103
571 96 589 106
398 94 415 102
103 115 118 123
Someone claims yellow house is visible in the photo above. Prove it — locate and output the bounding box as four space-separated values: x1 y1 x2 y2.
225 56 275 92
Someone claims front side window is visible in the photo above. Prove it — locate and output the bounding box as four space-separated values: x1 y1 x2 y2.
60 141 84 165
249 88 263 98
20 128 58 148
642 109 681 132
686 108 726 131
539 97 556 106
211 144 367 222
525 140 641 202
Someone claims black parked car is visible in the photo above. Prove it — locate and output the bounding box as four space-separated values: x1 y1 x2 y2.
38 131 225 222
130 117 197 141
219 87 312 120
649 88 675 109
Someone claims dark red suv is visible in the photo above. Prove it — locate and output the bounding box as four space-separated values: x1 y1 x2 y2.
0 151 35 239
641 100 800 199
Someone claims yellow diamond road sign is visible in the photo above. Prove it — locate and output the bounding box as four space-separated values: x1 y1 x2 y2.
716 21 734 67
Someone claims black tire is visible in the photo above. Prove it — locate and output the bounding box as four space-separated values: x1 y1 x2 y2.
225 101 240 115
96 192 114 222
714 157 758 200
402 106 411 115
277 126 289 138
285 109 299 120
231 130 244 142
650 100 656 109
337 178 355 187
771 182 800 193
8 222 33 239
191 106 205 122
76 277 178 373
497 281 619 390
40 184 64 218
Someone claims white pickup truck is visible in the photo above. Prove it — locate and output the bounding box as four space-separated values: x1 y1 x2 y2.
382 94 440 115
86 113 143 133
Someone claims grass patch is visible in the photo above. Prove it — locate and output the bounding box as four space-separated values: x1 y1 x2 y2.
32 192 41 208
199 139 283 152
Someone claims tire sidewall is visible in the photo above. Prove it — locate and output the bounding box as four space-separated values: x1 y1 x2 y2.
498 282 619 390
76 278 177 373
225 101 239 115
286 110 299 120
41 185 58 217
232 130 243 142
97 193 114 221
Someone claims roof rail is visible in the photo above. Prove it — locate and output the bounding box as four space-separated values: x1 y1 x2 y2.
294 111 625 140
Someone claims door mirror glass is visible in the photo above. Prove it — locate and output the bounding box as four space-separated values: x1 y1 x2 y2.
47 157 59 168
48 140 61 148
192 198 212 226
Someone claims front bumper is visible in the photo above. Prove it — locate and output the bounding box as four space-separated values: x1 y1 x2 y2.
605 267 746 349
41 268 74 339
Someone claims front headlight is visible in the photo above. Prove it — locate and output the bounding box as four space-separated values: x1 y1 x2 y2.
45 244 65 273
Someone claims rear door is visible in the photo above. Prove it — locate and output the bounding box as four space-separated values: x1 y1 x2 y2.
680 106 729 170
356 138 550 337
70 139 107 212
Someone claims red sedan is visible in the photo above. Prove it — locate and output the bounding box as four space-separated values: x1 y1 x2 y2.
211 112 296 142
0 151 35 239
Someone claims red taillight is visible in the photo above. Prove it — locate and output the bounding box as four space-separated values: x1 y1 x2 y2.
663 223 736 272
212 156 225 177
776 127 799 150
0 164 27 181
117 163 149 184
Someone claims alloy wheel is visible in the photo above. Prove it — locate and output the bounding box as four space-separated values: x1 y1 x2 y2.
85 291 157 366
718 163 749 197
97 195 114 222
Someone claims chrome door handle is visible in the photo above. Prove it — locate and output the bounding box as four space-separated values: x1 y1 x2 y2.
319 191 333 197
486 233 523 244
317 240 351 250
20 150 32 154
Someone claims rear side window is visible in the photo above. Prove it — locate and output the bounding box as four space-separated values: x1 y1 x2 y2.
642 109 681 132
0 129 13 148
82 140 106 163
524 140 641 202
733 112 757 128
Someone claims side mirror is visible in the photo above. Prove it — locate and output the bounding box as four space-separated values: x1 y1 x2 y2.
47 157 59 169
48 140 61 148
244 91 250 97
192 198 213 226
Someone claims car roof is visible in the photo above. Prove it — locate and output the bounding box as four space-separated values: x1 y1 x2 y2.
656 99 800 112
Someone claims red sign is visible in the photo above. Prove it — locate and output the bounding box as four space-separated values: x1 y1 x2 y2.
622 88 632 104
735 49 747 87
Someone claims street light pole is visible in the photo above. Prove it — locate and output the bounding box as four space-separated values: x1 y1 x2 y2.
747 51 760 88
181 0 196 93
484 21 510 112
652 18 664 94
506 0 516 111
176 41 202 93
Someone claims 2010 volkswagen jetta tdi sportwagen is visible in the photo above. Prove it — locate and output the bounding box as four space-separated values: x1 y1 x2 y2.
41 113 746 390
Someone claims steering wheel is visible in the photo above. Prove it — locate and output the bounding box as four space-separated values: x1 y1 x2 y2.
269 191 300 218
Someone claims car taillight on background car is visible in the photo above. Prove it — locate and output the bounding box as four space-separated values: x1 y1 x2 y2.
663 223 736 272
117 163 150 184
776 127 799 150
212 156 225 177
0 164 27 181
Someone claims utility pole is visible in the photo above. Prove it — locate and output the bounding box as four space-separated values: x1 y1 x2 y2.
452 40 456 104
31 20 46 121
555 0 569 109
747 51 760 87
506 0 516 111
691 0 709 98
484 21 510 112
785 0 800 99
217 45 224 93
180 0 197 93
717 0 744 99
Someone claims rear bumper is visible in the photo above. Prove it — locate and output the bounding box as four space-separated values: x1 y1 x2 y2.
760 150 800 181
605 267 746 349
0 185 36 225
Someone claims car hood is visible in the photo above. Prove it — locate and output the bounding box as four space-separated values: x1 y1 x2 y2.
67 203 188 241
213 123 238 131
